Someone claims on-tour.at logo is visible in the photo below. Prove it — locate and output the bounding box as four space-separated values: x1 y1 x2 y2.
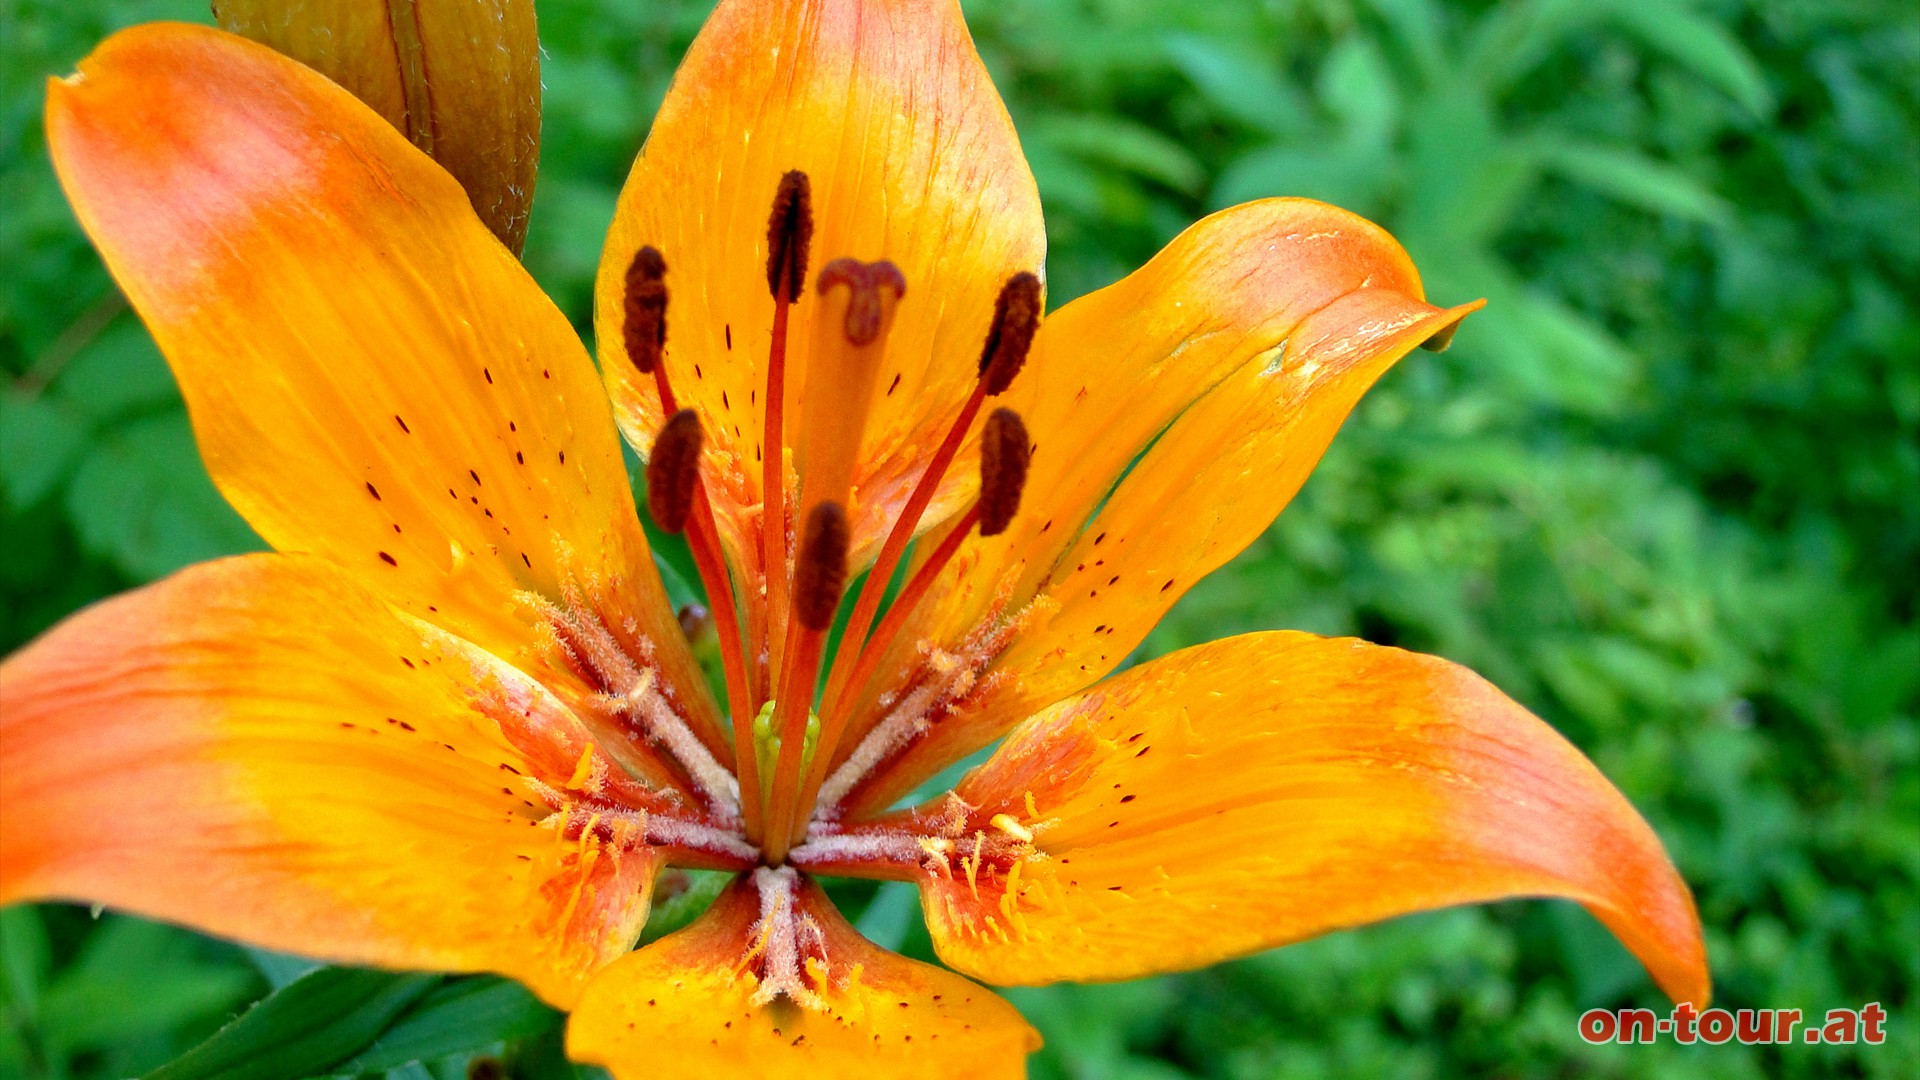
1580 1003 1888 1045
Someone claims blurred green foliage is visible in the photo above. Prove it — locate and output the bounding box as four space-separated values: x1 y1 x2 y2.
2 0 1916 1076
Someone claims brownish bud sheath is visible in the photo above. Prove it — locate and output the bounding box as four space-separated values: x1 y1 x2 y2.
793 501 851 631
624 246 668 373
817 258 907 346
216 0 541 255
979 271 1042 395
765 170 814 300
646 409 703 533
978 408 1030 537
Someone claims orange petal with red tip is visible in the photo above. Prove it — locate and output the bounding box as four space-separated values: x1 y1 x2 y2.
595 0 1045 567
44 23 714 748
567 872 1038 1079
0 555 679 1008
912 632 1709 1007
831 199 1476 813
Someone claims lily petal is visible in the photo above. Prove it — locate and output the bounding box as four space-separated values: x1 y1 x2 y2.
912 632 1709 1007
214 0 542 252
568 873 1038 1078
0 555 684 1008
835 200 1476 813
44 24 714 745
596 0 1045 565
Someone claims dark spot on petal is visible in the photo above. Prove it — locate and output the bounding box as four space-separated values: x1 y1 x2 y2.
379 551 398 566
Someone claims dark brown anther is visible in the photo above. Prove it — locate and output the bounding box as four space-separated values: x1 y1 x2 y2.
793 501 851 631
1419 321 1460 353
817 258 907 346
765 170 814 300
646 409 703 533
623 245 668 373
978 408 1031 537
979 271 1042 395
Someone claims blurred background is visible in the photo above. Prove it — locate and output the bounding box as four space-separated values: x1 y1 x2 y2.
2 0 1916 1077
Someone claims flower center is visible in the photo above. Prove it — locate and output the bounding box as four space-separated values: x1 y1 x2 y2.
606 169 1040 870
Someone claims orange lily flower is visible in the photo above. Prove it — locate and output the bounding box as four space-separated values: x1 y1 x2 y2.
0 2 1709 1076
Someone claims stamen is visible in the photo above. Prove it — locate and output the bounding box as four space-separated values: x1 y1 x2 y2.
645 409 703 534
978 270 1042 395
761 501 848 862
624 244 757 832
764 171 814 300
622 246 668 375
759 171 814 707
799 412 1033 823
816 271 1043 730
976 407 1030 537
792 501 850 632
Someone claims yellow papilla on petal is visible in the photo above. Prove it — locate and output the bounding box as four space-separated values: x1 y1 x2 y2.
44 24 714 746
214 0 541 252
912 632 1709 1008
596 0 1045 568
834 199 1479 813
0 555 663 1008
568 874 1038 1079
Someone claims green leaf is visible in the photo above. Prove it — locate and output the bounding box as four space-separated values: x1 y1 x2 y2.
1317 36 1400 145
0 391 87 511
38 917 258 1054
854 881 920 953
246 947 319 990
332 977 560 1074
1163 34 1306 136
142 968 440 1080
1606 0 1773 118
1535 137 1731 224
64 410 262 581
0 907 51 1018
640 869 732 944
1029 115 1207 196
51 316 180 422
